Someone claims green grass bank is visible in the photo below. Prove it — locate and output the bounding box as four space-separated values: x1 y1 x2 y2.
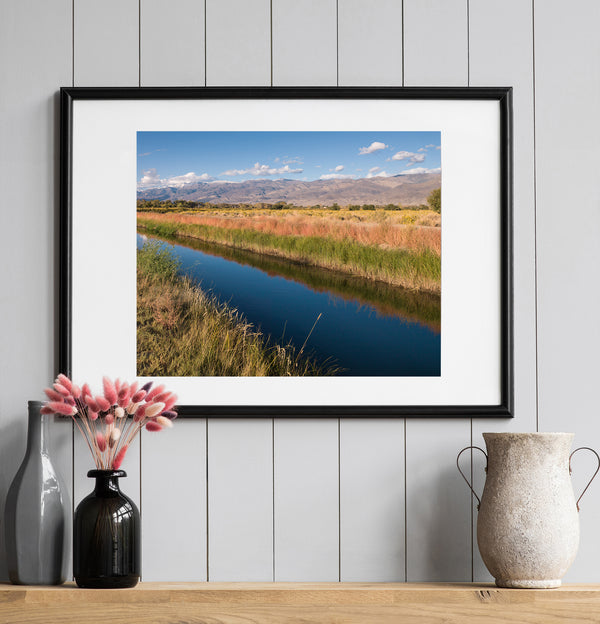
137 241 335 377
137 215 441 294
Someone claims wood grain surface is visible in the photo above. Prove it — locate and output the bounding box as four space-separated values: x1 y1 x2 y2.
1 583 599 624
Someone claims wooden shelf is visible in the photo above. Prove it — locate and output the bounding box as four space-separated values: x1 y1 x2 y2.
1 582 599 623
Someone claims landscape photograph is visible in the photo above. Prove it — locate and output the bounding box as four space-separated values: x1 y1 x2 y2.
136 131 442 377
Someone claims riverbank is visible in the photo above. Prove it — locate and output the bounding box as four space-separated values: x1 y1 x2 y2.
137 212 441 294
137 241 335 376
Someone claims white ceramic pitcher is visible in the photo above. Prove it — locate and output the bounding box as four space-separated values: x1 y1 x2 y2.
457 433 599 588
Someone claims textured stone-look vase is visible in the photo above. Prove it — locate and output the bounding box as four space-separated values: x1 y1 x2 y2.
459 433 598 589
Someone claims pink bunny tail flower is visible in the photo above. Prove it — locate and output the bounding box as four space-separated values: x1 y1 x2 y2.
85 395 100 413
96 433 107 453
95 395 111 412
44 387 64 402
161 410 178 420
113 444 129 469
129 381 139 396
88 410 99 421
117 387 131 408
131 390 147 403
114 378 122 394
133 404 147 422
153 391 171 404
65 396 76 406
126 402 140 415
163 394 178 413
146 384 165 401
156 415 173 429
145 421 163 432
104 413 115 425
56 374 73 391
40 406 54 415
81 383 92 398
71 384 82 399
115 406 125 419
53 382 70 396
145 402 165 419
102 376 118 405
48 401 77 416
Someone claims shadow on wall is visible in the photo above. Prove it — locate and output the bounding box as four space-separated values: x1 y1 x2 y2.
411 465 472 582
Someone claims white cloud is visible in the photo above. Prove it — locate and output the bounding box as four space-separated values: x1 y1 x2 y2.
332 164 344 172
222 162 303 176
399 167 441 175
167 172 214 187
138 168 214 188
418 147 427 152
366 169 392 178
425 144 436 149
436 145 441 150
368 166 381 174
138 168 162 187
283 157 303 165
320 173 355 180
358 141 388 155
390 151 426 165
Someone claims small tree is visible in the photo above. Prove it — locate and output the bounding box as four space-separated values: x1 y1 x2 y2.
427 188 441 213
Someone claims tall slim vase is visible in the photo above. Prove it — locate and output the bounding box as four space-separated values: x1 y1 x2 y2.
4 400 70 585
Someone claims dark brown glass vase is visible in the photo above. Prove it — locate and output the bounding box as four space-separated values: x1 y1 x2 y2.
73 470 140 588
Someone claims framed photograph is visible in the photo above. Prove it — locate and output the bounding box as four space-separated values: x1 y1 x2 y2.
60 86 512 417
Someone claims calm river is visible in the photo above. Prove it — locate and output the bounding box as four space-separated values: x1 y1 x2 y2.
137 233 440 376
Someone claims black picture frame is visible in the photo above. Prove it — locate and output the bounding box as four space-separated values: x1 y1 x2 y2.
60 86 513 418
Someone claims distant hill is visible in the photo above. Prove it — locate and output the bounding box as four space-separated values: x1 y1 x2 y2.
137 173 441 207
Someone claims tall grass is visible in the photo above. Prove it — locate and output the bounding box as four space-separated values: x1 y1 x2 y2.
137 241 336 376
141 211 441 254
138 214 441 294
148 231 441 330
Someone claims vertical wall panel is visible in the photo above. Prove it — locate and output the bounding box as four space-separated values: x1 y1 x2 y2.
0 0 72 581
469 0 537 581
405 420 472 580
206 0 271 86
141 0 205 87
534 0 600 582
208 419 273 581
205 0 273 581
337 0 405 583
139 0 207 581
338 0 403 86
74 0 139 86
272 0 337 86
274 419 339 581
403 0 468 86
72 0 141 537
403 0 471 581
340 419 405 581
141 420 207 581
270 5 340 582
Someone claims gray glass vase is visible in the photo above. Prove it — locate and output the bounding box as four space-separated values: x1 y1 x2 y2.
4 400 70 584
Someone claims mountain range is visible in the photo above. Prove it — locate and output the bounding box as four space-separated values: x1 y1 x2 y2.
137 172 441 207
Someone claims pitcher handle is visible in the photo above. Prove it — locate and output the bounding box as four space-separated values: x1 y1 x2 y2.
456 446 488 510
569 447 600 511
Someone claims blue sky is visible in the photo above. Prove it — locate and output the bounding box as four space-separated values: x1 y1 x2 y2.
137 131 441 189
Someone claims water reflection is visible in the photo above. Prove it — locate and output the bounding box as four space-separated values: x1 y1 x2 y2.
137 232 441 376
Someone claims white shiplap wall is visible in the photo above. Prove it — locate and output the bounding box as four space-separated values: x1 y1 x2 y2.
0 0 599 583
